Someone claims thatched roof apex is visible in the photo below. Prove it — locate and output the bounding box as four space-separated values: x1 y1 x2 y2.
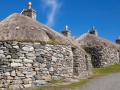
76 33 120 49
0 13 73 44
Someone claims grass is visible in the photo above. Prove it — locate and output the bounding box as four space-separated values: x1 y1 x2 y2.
49 80 63 84
35 64 120 90
0 39 69 45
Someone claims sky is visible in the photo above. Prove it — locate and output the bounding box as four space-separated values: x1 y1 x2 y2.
0 0 120 42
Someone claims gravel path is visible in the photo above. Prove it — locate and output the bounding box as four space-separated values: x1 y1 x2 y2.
78 73 120 90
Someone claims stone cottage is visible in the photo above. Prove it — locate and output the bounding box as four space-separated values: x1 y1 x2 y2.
75 27 120 68
0 2 92 90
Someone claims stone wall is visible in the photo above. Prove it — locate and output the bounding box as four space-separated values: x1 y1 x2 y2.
84 46 119 68
0 41 92 90
72 47 92 78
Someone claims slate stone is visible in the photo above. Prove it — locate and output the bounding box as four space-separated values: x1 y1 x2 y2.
46 56 52 61
6 55 11 59
0 54 5 59
34 74 41 80
22 46 34 51
0 42 3 45
61 69 68 74
6 41 12 44
0 50 4 54
36 56 44 63
12 54 19 59
34 44 40 49
11 63 23 67
11 71 16 76
18 43 23 49
23 84 32 88
9 48 17 53
46 64 51 69
4 42 12 48
40 44 45 49
49 72 54 76
23 59 33 63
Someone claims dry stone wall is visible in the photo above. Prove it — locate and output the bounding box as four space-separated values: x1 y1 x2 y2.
0 41 92 90
84 46 119 68
72 48 92 78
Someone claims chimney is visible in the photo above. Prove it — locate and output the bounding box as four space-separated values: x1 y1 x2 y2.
28 2 32 9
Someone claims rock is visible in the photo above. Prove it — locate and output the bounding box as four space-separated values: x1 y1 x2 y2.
45 75 52 82
22 46 34 51
52 56 57 62
17 52 24 57
9 48 17 53
14 59 22 63
34 44 40 49
20 51 28 54
16 71 24 77
13 45 19 49
0 50 3 54
26 56 36 60
23 80 29 84
23 59 33 63
34 74 41 80
12 41 18 45
31 71 36 76
19 67 29 72
19 57 26 59
41 64 46 68
23 84 32 88
33 63 39 67
52 76 59 80
6 55 11 59
12 80 23 84
12 54 19 59
49 67 54 71
35 52 40 56
7 76 13 80
22 72 31 74
61 69 68 74
5 72 10 76
36 56 44 63
0 54 5 59
46 56 52 61
26 53 35 57
11 71 16 76
26 75 33 78
9 85 19 90
46 64 51 69
25 63 32 67
35 68 40 71
4 42 12 48
40 44 45 49
11 63 23 67
5 68 13 72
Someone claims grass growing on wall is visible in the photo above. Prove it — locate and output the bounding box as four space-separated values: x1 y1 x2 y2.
34 64 120 90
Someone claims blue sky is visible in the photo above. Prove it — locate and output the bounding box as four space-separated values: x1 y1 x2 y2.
0 0 120 42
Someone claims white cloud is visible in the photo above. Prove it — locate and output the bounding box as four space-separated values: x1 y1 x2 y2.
42 0 62 27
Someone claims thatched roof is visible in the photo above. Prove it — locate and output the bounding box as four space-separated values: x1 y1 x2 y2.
0 13 73 44
75 33 120 49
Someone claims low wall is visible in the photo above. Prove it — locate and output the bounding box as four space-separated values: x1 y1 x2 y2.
84 46 119 68
0 41 92 90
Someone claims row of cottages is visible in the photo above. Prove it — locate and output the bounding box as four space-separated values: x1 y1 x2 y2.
0 2 119 90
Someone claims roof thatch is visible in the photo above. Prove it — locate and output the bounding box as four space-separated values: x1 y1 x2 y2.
75 33 120 49
0 13 73 44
